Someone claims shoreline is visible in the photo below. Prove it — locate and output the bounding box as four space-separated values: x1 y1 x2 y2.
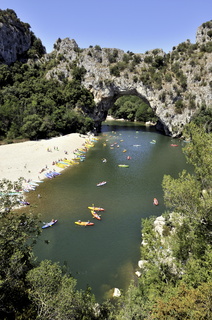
0 133 93 187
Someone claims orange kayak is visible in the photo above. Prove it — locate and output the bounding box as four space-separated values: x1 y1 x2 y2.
91 210 101 220
88 206 105 211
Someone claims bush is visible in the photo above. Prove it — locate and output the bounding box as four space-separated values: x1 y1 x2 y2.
109 65 120 77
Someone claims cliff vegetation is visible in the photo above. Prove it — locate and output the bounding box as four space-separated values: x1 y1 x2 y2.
0 9 211 141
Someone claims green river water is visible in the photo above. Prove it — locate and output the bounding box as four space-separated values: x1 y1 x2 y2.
25 121 192 302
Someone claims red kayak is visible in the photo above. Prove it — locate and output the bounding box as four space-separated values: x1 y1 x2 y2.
153 198 159 206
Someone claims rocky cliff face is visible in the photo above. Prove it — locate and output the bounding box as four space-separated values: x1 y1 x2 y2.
196 20 212 44
0 10 211 137
0 9 32 64
45 22 212 136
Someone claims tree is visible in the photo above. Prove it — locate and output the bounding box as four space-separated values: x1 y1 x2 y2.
0 179 40 318
0 178 24 213
71 65 87 82
26 260 97 320
151 282 212 320
162 171 201 218
183 123 212 189
21 114 43 140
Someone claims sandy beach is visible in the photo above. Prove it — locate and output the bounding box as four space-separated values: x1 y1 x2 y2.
0 133 92 186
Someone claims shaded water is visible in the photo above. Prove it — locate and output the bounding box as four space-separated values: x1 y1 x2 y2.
26 121 191 301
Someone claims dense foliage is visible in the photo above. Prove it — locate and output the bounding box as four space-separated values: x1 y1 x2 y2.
0 9 95 142
110 95 157 123
0 60 95 141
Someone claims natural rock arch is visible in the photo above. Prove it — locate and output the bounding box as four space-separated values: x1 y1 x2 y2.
47 21 212 137
88 81 184 137
0 12 211 137
89 88 167 134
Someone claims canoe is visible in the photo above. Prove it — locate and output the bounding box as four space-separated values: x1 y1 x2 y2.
170 144 178 147
118 164 129 168
75 221 94 226
153 198 159 206
42 219 58 229
97 181 107 187
88 206 105 211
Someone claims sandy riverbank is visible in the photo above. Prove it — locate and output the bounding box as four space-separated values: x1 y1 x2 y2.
0 133 92 185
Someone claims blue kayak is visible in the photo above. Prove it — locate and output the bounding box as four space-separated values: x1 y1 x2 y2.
42 219 58 229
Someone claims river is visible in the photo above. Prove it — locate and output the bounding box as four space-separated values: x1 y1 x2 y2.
26 121 192 301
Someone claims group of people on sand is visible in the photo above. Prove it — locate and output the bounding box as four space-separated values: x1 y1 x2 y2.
47 146 60 152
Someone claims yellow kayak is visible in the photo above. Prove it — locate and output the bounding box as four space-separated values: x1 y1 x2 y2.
75 221 94 226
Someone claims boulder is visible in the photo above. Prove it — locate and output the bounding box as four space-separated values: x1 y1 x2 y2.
113 288 121 297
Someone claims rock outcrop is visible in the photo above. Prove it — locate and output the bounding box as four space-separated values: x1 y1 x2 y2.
45 21 212 137
0 9 33 64
0 9 211 137
196 20 212 44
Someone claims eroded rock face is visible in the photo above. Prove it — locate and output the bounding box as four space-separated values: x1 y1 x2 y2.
1 11 211 137
196 21 212 44
46 21 212 137
0 16 32 64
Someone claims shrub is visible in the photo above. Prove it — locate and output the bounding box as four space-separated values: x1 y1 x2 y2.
165 73 172 82
144 56 153 63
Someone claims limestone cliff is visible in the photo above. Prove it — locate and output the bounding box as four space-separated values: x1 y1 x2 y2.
0 9 45 64
0 9 211 136
44 21 212 137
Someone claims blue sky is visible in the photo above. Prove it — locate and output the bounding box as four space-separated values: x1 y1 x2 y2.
1 0 212 54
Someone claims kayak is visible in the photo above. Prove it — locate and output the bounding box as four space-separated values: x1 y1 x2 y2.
97 181 107 187
20 200 30 206
42 219 58 229
88 206 105 211
153 198 159 206
75 221 94 226
91 210 101 220
118 164 129 168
